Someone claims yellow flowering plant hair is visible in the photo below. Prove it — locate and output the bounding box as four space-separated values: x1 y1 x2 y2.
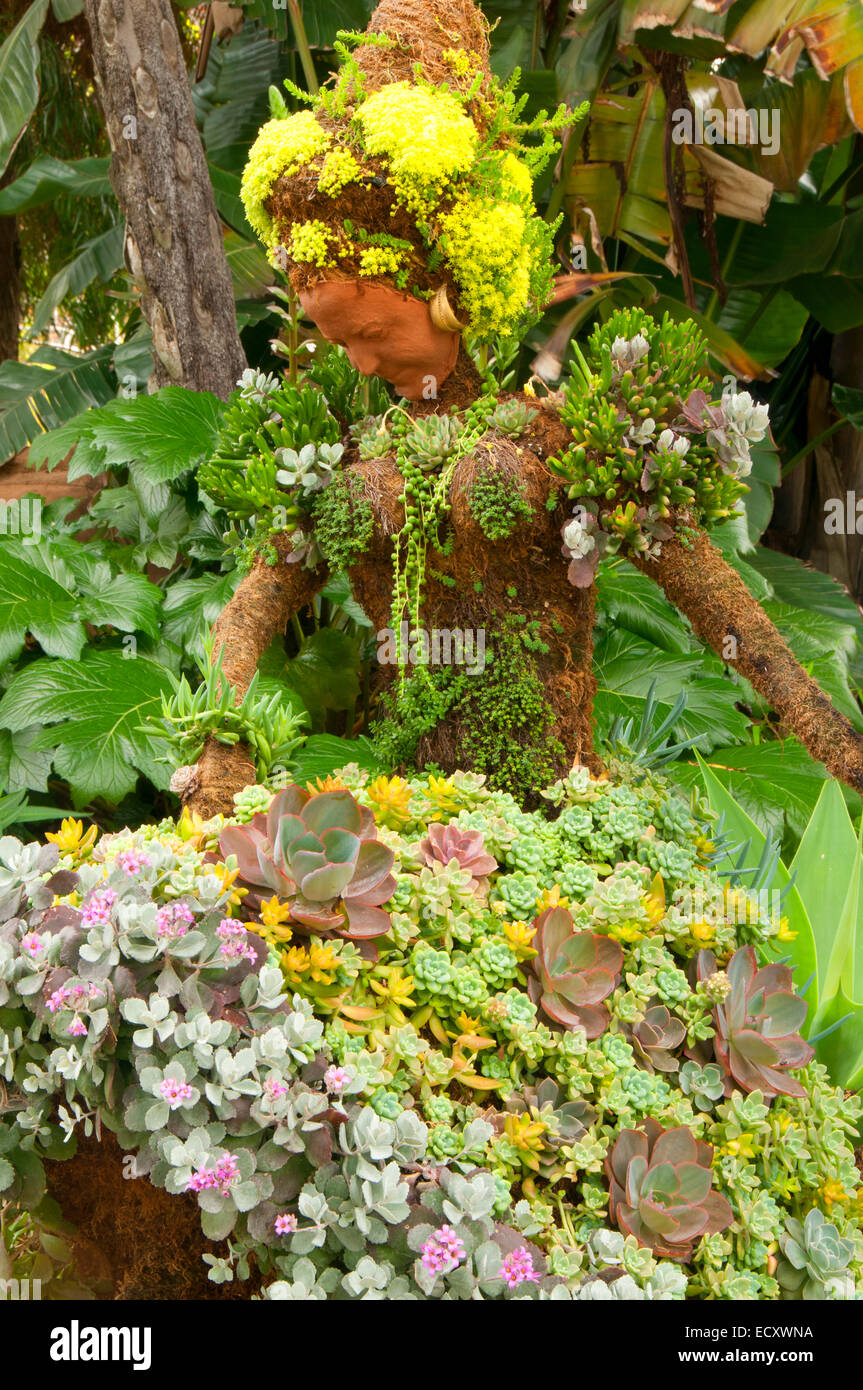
240 34 586 343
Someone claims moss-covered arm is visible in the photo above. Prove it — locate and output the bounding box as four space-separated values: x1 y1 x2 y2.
633 530 863 793
184 535 327 818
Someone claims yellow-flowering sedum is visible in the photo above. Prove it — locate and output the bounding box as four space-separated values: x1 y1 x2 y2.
439 193 532 337
358 245 406 278
240 112 331 253
318 146 364 197
288 219 336 268
355 82 478 215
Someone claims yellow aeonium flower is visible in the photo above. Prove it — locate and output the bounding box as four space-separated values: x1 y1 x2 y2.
366 775 412 829
46 818 99 859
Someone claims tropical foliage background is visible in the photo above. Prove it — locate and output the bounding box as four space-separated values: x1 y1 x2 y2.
1 0 863 859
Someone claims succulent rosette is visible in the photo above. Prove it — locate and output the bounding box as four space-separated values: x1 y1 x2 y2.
605 1118 733 1261
524 906 622 1035
418 823 497 882
219 785 396 940
697 946 814 1098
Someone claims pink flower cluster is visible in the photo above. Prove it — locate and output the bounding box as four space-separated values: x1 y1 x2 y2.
500 1246 540 1289
216 918 256 965
46 980 102 1014
420 1225 466 1277
68 1017 88 1037
159 1076 195 1110
155 901 194 940
323 1065 350 1093
185 1151 240 1196
264 1074 290 1101
80 888 118 929
274 1213 297 1236
116 848 152 876
20 932 45 957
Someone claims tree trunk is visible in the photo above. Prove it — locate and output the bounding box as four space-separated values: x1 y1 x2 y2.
81 0 246 398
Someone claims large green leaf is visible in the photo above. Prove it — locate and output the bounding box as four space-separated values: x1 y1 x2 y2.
595 558 691 654
29 386 225 483
594 628 750 750
0 155 111 213
290 734 385 783
0 650 173 806
31 223 125 336
672 739 842 845
0 727 52 795
695 752 818 1007
791 781 859 1015
0 0 50 177
0 537 163 671
0 345 117 463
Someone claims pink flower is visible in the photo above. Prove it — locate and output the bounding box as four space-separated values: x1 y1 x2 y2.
81 888 118 929
216 918 256 965
420 1224 466 1277
47 985 72 1013
186 1151 241 1197
499 1246 540 1289
21 932 45 957
159 1077 195 1109
155 901 194 940
264 1074 289 1100
117 848 152 876
323 1065 350 1094
67 1016 88 1037
274 1213 297 1236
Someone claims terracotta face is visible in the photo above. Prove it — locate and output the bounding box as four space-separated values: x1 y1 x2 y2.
299 280 460 400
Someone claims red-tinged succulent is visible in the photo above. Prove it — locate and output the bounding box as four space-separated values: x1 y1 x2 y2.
418 824 497 881
698 946 813 1099
218 785 396 941
524 906 622 1037
630 1002 686 1073
605 1117 733 1261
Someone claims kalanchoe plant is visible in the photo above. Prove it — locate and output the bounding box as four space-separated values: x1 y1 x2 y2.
605 1118 733 1261
418 824 497 883
523 906 622 1035
776 1210 856 1300
219 786 396 941
696 946 814 1098
629 1003 686 1074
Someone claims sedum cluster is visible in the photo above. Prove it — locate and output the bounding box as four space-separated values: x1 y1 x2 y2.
551 309 771 585
3 758 861 1300
240 46 581 341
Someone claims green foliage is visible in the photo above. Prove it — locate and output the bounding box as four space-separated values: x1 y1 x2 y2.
467 467 533 540
0 649 173 807
198 372 339 524
310 472 375 573
3 759 858 1300
551 310 770 577
151 640 306 780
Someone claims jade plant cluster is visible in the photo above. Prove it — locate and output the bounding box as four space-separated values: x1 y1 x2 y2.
2 757 861 1300
551 308 771 584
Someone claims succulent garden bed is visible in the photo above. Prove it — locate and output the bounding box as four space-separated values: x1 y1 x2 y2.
2 763 860 1301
